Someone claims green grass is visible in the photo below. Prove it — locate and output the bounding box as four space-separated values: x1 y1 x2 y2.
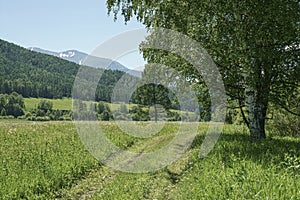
0 121 101 199
0 121 299 199
24 98 139 112
24 98 73 111
88 125 300 200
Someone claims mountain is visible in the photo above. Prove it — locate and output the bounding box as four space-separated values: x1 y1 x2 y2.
28 47 87 64
28 47 142 77
0 39 138 101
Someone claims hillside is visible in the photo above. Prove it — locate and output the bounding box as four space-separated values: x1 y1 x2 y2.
28 47 142 77
0 39 138 101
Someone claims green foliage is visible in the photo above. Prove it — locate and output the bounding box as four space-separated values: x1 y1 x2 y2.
0 108 6 116
0 92 25 117
267 108 300 138
119 103 128 113
280 151 300 172
106 0 300 140
1 121 299 199
0 39 137 102
75 123 299 199
134 84 172 108
24 98 72 111
166 110 181 121
37 100 53 112
113 103 131 120
97 102 113 121
130 105 150 121
26 99 72 121
0 122 100 199
97 101 106 114
99 110 112 121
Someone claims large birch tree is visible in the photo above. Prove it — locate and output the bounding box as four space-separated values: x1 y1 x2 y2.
106 0 299 140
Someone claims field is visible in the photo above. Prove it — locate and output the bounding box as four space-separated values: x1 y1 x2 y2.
24 98 73 111
24 98 138 111
23 98 183 113
0 120 299 199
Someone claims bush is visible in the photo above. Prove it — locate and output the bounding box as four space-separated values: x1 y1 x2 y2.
17 115 26 120
0 92 25 117
35 116 50 121
267 109 300 137
167 111 181 121
99 110 112 121
113 110 130 120
37 100 53 112
0 115 15 119
130 106 150 121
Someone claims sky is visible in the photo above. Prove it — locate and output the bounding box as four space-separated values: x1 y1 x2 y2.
0 0 147 69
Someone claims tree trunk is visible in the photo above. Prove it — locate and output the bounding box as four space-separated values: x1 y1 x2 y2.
154 104 158 123
246 87 267 141
153 84 158 123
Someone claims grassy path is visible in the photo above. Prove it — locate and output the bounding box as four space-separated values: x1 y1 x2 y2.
1 121 299 199
57 134 171 199
58 123 198 199
59 124 300 200
58 167 118 200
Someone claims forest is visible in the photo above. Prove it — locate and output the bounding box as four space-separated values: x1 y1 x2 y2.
0 39 136 101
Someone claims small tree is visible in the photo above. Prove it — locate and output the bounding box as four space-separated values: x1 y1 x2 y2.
5 92 25 117
97 101 105 114
135 83 172 122
0 108 6 116
120 103 128 114
38 100 53 112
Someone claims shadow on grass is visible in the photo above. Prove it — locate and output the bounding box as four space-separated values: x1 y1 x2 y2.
190 129 300 169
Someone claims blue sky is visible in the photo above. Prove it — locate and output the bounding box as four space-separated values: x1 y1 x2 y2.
0 0 146 69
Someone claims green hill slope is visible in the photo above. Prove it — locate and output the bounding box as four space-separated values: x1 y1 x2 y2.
0 39 136 101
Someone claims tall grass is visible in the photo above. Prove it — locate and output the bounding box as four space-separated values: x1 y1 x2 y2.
0 122 98 199
0 121 299 199
91 125 300 200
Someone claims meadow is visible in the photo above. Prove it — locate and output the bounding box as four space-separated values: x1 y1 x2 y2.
23 98 188 115
0 120 299 199
24 98 137 111
24 98 73 111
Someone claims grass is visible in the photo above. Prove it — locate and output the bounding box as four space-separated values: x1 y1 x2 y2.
0 121 299 199
23 98 139 112
88 125 300 200
24 98 73 111
0 121 101 199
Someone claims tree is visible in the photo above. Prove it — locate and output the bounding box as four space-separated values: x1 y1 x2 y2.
134 64 176 122
1 108 6 116
3 92 25 117
97 101 105 114
107 0 300 140
0 39 137 101
135 83 171 122
38 100 53 112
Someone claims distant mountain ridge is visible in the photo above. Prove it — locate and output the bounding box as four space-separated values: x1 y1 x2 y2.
28 47 142 77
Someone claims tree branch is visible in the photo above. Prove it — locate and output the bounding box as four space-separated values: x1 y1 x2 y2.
280 105 300 117
272 97 300 117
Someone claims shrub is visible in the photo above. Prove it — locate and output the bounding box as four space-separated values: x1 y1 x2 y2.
267 109 300 138
37 100 53 112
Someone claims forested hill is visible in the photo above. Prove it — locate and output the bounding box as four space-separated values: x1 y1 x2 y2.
0 39 137 101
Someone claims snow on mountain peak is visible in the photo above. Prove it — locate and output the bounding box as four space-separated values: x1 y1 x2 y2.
59 51 75 58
